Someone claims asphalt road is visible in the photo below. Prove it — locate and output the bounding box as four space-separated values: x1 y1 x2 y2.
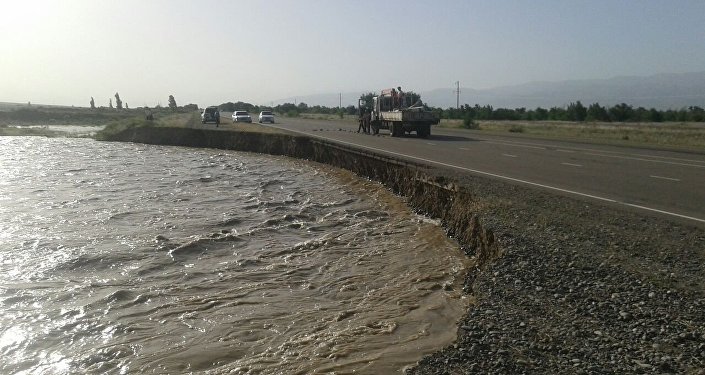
228 115 703 227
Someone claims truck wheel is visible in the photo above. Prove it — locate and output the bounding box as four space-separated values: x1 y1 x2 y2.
417 125 431 138
391 123 402 137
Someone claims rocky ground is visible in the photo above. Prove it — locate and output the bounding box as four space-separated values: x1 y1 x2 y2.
408 171 705 374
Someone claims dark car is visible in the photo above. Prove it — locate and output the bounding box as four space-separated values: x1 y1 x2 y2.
201 106 220 126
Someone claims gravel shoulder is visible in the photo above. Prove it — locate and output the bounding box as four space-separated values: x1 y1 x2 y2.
408 167 705 374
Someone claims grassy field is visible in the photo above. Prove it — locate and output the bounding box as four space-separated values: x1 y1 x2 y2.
439 119 705 151
295 113 705 151
0 125 65 137
0 105 142 126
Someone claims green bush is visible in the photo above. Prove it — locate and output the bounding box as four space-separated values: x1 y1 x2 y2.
184 112 200 127
95 117 154 140
462 114 479 129
508 124 525 133
0 124 62 137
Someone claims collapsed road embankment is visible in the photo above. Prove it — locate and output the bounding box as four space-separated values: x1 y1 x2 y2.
109 126 500 265
107 126 705 373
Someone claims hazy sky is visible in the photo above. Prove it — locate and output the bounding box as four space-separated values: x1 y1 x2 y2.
2 0 705 107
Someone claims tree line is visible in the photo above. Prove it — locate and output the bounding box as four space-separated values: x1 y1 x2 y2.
217 91 424 118
218 101 360 117
435 101 705 123
88 93 197 112
216 97 705 123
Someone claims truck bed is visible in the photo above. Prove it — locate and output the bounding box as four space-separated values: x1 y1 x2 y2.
379 110 439 124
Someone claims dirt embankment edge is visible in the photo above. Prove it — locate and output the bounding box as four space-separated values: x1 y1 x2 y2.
108 127 501 266
105 127 705 374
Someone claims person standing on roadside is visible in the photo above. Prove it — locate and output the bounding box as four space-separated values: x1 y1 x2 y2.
358 109 366 133
366 109 373 134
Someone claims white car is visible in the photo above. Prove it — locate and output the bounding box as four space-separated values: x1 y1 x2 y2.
232 111 252 123
258 111 275 123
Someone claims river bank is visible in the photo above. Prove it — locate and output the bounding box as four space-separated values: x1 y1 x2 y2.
2 136 477 373
104 126 705 373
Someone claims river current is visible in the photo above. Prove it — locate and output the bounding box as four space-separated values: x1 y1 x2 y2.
0 137 469 374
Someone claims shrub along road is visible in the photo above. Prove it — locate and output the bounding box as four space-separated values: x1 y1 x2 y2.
252 115 705 227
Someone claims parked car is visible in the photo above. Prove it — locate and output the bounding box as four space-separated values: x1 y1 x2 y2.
201 106 220 126
258 111 275 123
232 111 252 123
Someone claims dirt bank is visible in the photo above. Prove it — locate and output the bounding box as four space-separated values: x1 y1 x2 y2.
106 127 705 374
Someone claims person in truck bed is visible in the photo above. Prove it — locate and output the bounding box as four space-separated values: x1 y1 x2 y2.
397 86 405 109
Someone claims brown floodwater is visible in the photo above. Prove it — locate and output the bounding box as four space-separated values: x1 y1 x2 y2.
0 137 470 374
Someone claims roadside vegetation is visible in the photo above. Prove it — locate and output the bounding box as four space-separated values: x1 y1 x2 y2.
95 111 201 140
435 101 705 123
96 110 286 141
0 102 287 139
222 96 705 124
438 119 705 150
219 95 704 151
0 105 137 126
0 124 64 137
0 100 208 139
5 97 704 150
218 100 357 119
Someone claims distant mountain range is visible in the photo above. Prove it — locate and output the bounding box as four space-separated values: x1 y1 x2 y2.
274 72 705 110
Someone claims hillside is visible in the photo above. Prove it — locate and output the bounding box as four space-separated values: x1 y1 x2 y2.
272 72 705 110
422 71 705 110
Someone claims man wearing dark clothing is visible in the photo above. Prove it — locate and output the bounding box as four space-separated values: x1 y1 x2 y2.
358 110 366 133
363 110 371 134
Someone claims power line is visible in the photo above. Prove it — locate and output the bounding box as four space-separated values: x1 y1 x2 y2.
454 81 460 109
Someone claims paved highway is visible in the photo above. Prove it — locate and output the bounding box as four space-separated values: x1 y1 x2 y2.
245 116 705 226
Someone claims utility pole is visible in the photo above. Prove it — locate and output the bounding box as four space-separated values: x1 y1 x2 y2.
455 81 460 109
339 93 342 109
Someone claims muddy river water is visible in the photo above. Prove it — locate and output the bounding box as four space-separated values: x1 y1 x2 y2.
0 137 469 374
